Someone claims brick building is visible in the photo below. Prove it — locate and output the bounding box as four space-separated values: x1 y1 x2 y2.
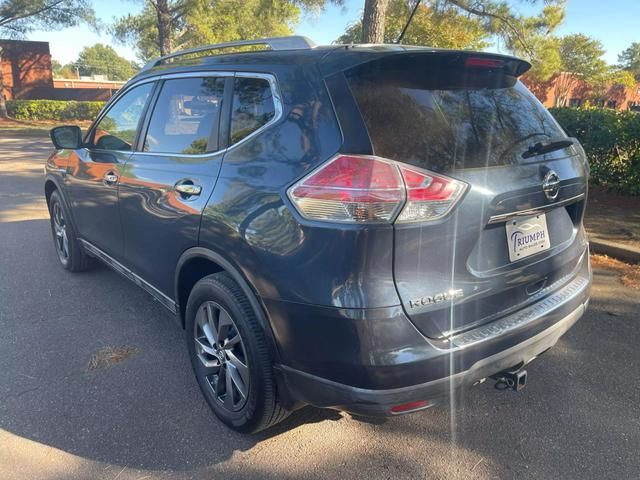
524 71 640 111
1 39 124 101
0 40 53 100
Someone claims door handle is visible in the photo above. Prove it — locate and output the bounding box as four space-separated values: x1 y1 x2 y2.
103 172 119 185
175 181 202 197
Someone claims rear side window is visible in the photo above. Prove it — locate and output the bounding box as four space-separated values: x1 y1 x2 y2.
144 77 225 154
347 57 565 173
230 77 275 145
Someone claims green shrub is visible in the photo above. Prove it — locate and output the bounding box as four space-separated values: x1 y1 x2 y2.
6 100 105 122
550 107 640 195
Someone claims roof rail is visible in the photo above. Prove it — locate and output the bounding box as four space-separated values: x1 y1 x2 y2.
141 36 316 72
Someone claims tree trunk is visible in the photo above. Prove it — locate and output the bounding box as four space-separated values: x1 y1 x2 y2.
155 0 173 56
0 50 8 119
362 0 389 44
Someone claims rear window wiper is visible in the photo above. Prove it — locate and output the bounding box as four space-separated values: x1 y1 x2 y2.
522 139 574 159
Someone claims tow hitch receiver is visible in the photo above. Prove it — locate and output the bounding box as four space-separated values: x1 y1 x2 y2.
492 369 527 391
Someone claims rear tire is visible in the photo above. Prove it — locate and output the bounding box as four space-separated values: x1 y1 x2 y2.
186 272 289 433
48 190 94 272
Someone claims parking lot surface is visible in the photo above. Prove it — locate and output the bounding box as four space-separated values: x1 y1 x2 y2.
1 135 639 479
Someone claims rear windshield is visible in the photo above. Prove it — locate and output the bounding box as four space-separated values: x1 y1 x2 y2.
347 56 565 173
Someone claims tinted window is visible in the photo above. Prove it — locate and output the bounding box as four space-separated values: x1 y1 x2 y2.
348 65 566 173
230 77 275 145
144 77 225 154
92 83 153 151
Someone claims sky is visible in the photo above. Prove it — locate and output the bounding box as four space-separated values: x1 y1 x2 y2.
24 0 640 66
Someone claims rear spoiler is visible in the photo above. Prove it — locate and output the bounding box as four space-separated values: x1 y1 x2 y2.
320 46 531 79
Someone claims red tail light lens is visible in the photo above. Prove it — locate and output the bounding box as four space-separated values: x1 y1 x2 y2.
396 165 466 223
288 155 404 223
287 155 466 224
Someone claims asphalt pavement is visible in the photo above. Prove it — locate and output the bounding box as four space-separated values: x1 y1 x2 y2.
1 134 639 480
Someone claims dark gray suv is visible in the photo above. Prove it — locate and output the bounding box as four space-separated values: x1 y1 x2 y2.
45 36 591 433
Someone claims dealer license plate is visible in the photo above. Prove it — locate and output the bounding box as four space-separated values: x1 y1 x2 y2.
505 214 551 262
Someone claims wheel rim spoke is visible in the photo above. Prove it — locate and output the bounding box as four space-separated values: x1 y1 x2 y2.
204 304 218 345
226 349 249 386
223 333 241 349
213 373 222 397
61 231 69 258
216 309 232 344
227 361 248 400
224 367 234 409
195 336 217 356
202 320 216 347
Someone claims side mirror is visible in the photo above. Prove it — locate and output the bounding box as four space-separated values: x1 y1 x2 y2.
50 125 83 150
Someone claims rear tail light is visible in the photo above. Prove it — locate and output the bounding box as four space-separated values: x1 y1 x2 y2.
287 154 466 224
396 165 466 223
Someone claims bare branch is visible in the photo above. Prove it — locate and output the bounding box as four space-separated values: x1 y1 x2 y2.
447 0 534 57
0 0 67 28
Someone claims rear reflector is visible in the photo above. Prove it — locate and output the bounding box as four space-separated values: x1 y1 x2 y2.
288 154 466 224
390 400 430 414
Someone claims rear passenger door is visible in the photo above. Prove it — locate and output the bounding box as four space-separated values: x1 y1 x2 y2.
118 74 229 298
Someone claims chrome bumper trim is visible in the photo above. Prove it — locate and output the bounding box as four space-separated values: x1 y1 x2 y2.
447 273 589 350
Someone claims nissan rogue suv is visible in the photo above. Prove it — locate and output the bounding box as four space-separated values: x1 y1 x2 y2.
45 36 591 433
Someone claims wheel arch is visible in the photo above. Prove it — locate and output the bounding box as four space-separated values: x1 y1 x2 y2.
174 248 278 352
44 175 78 232
44 178 58 206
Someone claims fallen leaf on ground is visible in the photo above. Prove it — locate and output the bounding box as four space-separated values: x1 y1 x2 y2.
590 254 640 289
88 345 138 370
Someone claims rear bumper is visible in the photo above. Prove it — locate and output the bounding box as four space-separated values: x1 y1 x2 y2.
270 253 591 416
277 298 587 416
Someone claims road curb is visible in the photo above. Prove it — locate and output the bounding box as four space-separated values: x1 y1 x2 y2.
590 237 640 264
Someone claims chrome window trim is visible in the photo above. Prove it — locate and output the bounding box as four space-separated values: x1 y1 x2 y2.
487 193 585 224
95 71 283 159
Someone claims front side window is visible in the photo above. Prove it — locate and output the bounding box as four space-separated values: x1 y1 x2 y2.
144 77 225 155
230 77 276 145
92 83 154 151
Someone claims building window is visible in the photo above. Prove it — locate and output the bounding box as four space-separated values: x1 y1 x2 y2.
606 100 617 109
569 98 582 107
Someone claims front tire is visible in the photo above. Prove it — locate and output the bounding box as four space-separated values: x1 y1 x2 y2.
48 190 94 272
186 272 289 433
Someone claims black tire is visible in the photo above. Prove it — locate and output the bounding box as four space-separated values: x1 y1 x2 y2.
186 272 289 433
48 190 94 272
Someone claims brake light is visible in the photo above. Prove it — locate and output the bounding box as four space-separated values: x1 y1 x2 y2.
464 57 504 69
287 155 466 224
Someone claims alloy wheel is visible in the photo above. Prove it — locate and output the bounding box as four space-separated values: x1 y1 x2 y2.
52 202 69 261
194 301 250 412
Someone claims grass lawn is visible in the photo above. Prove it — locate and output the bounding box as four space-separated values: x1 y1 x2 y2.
0 117 91 136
